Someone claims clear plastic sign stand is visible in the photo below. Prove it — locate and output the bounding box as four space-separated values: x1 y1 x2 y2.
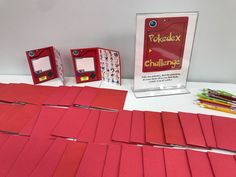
133 12 199 98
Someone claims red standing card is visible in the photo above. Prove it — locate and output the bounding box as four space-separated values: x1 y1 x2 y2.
52 107 91 139
102 144 122 177
162 112 186 146
145 111 165 145
142 146 166 177
119 144 143 177
187 150 214 177
198 114 217 148
143 17 188 72
76 143 108 177
53 141 87 177
164 148 191 177
112 110 132 143
94 111 118 144
212 116 236 151
130 110 145 144
178 112 206 147
208 152 236 177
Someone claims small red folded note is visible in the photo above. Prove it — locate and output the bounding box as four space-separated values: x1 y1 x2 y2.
178 112 206 147
162 112 186 146
102 144 122 177
164 148 191 177
198 114 217 148
75 143 107 177
53 141 87 177
112 110 132 143
130 110 145 144
143 146 166 177
208 152 236 177
94 111 118 143
145 111 165 145
212 116 236 151
52 107 91 139
187 150 214 177
119 144 143 177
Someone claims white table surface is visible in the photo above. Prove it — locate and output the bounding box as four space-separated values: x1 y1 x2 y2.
1 75 235 119
0 75 236 155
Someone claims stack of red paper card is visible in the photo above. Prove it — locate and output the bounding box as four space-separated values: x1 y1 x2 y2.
0 136 235 177
0 83 127 110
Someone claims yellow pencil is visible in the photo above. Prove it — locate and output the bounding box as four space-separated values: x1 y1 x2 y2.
198 97 232 107
197 102 236 115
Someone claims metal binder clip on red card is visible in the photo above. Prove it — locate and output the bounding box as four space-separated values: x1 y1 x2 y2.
71 47 121 85
26 46 65 85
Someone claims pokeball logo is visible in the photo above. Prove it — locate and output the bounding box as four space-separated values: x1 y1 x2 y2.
149 20 157 28
73 50 79 56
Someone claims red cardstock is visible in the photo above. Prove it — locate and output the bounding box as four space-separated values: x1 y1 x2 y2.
143 17 188 72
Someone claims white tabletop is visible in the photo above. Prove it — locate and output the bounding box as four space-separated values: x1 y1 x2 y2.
0 75 236 119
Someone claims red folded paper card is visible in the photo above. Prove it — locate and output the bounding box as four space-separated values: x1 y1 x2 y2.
162 112 186 146
178 112 206 147
76 143 107 177
145 111 165 145
94 111 118 143
130 110 145 144
44 86 71 105
53 141 87 177
198 114 217 148
0 136 29 177
102 144 122 177
112 110 132 143
119 144 143 177
57 86 82 106
73 86 97 107
208 152 236 177
164 148 191 177
0 132 9 147
78 110 100 142
30 139 68 177
212 116 236 151
31 106 66 139
187 150 214 177
0 104 41 134
52 107 91 138
6 138 53 177
143 146 166 177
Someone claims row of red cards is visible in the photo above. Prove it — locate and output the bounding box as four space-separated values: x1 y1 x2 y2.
0 135 235 177
0 83 127 110
1 103 235 152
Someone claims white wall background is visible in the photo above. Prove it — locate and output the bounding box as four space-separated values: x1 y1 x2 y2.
0 0 235 83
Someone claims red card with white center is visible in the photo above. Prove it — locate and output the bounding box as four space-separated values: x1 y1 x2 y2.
112 110 132 143
6 139 53 177
0 136 29 177
130 110 145 144
91 87 127 110
78 110 100 142
162 112 186 146
143 146 166 177
43 86 70 105
145 111 165 145
102 144 122 177
53 141 87 177
119 144 143 177
52 107 90 139
94 111 118 143
73 86 97 107
212 116 236 151
76 143 107 177
30 139 68 177
208 152 236 177
31 106 66 139
164 148 191 177
58 86 82 106
187 150 214 177
198 114 217 148
178 112 206 147
0 105 41 134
